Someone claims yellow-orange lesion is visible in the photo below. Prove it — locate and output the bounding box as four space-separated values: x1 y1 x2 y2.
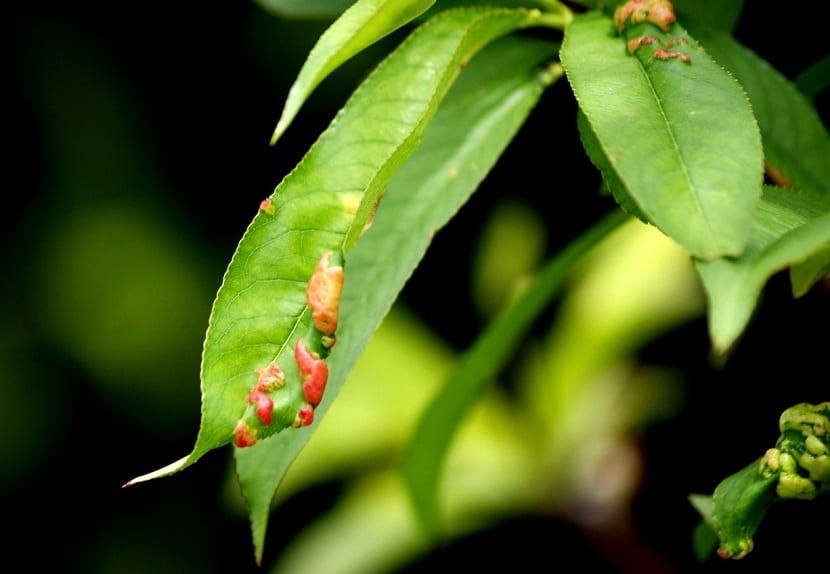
306 251 344 336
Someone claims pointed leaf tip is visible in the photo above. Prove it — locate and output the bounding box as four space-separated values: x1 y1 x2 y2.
270 0 437 146
123 455 192 488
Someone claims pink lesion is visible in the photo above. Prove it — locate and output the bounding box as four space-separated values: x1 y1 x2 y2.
306 251 344 336
247 389 274 425
234 421 258 447
614 0 677 32
259 197 276 216
628 35 659 53
293 404 315 427
295 339 329 407
652 49 691 63
254 362 285 392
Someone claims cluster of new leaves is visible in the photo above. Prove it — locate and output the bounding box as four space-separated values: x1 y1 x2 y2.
691 402 830 560
126 0 829 563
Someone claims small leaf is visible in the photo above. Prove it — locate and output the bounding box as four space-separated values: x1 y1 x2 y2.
696 185 830 354
790 246 830 297
560 11 763 259
270 0 436 144
688 495 720 562
795 53 830 101
700 458 778 560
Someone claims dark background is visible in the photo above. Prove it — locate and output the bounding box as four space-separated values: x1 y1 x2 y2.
4 1 828 572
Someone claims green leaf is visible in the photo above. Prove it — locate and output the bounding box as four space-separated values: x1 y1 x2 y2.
237 32 560 563
691 402 830 560
125 6 552 493
687 25 830 196
692 459 778 560
577 108 648 222
696 185 830 354
401 210 626 535
270 0 436 144
790 246 830 297
795 53 830 101
689 497 720 562
234 14 559 562
560 12 763 259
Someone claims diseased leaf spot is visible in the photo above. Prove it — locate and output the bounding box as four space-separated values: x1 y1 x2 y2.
652 48 691 63
247 390 274 425
295 339 329 407
293 404 314 428
233 421 257 448
613 0 676 32
254 362 285 392
306 251 344 336
628 35 659 53
259 197 276 216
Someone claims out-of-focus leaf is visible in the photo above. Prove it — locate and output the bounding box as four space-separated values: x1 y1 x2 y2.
689 496 720 562
673 0 744 32
696 185 830 354
561 12 763 259
254 0 355 19
795 54 830 101
521 218 702 504
400 210 625 535
690 461 777 562
688 25 830 196
471 199 548 318
271 383 540 574
270 0 435 144
790 246 830 297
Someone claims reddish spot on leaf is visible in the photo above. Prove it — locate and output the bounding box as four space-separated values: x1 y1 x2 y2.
254 362 285 392
259 197 276 216
306 251 344 336
628 35 659 53
295 339 328 406
294 404 314 427
234 421 257 447
247 390 274 425
653 48 690 63
614 0 676 32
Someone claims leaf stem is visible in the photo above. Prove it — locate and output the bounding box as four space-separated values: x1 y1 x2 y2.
533 0 574 29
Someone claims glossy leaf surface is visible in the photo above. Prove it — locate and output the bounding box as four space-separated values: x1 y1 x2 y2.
561 11 763 259
270 0 435 144
237 14 556 562
696 185 830 354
